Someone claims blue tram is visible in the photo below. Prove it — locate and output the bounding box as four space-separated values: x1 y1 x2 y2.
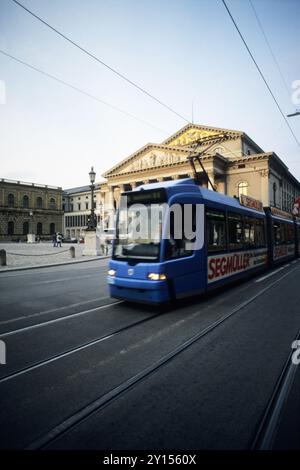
107 178 299 304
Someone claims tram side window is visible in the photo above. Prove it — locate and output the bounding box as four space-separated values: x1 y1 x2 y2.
206 209 227 252
273 222 285 245
254 218 266 247
244 217 256 248
228 212 243 250
285 223 295 244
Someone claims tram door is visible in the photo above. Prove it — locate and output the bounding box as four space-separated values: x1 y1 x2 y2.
161 195 206 299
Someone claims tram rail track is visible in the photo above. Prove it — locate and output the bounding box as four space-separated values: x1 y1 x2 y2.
0 300 123 338
25 264 300 450
0 308 165 384
251 329 300 449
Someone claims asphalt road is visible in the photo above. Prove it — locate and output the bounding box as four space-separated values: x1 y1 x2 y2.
0 258 299 450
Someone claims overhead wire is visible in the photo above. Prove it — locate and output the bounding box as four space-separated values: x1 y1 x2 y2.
11 0 190 124
0 49 167 134
248 0 291 99
222 0 300 149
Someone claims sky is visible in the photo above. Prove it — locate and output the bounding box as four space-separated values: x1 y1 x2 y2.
0 0 299 188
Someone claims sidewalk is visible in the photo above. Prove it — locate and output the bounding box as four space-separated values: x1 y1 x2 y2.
0 242 107 271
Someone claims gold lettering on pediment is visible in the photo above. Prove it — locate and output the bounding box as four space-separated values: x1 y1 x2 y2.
168 128 223 147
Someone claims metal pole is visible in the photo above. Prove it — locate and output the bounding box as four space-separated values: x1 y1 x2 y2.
90 182 95 229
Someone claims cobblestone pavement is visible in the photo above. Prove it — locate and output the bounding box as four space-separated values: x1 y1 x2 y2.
0 242 100 270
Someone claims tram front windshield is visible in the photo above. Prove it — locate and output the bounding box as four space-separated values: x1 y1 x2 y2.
113 202 165 262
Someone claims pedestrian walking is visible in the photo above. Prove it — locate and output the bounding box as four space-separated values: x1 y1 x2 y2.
56 232 62 248
52 233 57 247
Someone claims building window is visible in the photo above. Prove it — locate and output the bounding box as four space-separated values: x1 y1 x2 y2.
23 221 29 235
36 197 43 209
37 222 43 235
23 195 29 208
62 204 65 211
49 198 56 209
8 221 14 236
78 203 81 211
237 181 248 198
85 202 89 210
273 182 277 206
8 193 15 208
70 204 73 212
50 223 55 235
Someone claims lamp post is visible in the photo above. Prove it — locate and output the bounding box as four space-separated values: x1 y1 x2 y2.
83 166 101 256
88 166 96 230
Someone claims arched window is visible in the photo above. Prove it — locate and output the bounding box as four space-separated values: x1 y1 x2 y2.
273 182 277 206
8 194 14 208
23 195 29 208
36 197 43 209
238 181 248 197
8 221 14 236
49 223 55 235
37 222 43 235
23 221 29 235
49 198 56 209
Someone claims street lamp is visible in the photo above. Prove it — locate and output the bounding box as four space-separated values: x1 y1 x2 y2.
287 109 300 118
88 166 96 230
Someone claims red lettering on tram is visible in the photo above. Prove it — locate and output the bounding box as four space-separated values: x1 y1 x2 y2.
208 252 252 281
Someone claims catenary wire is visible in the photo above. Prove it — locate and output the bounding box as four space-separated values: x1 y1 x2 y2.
248 0 291 99
0 49 166 134
11 0 190 123
222 0 300 149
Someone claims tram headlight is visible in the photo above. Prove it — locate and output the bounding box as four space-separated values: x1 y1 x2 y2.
148 273 167 281
108 269 116 276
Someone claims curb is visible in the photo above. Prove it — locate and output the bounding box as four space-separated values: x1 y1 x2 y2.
0 255 110 273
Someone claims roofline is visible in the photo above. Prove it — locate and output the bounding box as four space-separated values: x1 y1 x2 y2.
242 133 264 153
63 183 101 194
230 151 300 187
162 123 243 145
0 177 62 190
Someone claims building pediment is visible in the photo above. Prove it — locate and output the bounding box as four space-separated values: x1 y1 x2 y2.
163 124 242 148
103 144 192 177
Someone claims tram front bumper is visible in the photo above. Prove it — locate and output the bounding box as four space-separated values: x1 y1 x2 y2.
107 276 170 304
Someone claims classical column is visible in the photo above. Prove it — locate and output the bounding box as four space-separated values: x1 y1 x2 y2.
260 169 269 206
106 186 115 228
207 172 215 190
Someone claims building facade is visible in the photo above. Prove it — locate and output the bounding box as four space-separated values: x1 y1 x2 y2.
2 124 299 242
100 124 300 226
62 184 102 239
0 179 63 241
